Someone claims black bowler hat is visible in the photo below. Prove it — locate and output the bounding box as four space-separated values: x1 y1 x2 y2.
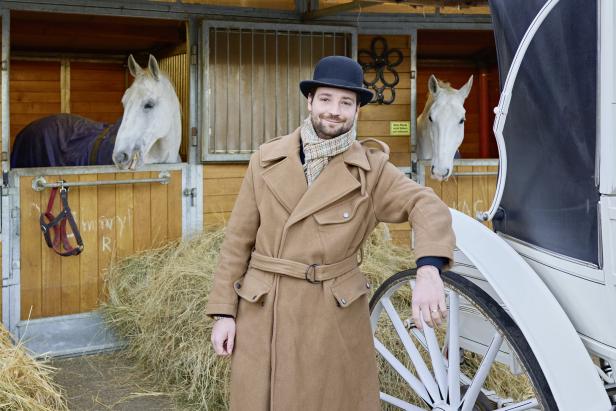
300 55 374 106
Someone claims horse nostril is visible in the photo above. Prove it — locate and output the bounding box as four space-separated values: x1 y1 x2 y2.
431 165 435 175
444 168 450 176
114 152 129 164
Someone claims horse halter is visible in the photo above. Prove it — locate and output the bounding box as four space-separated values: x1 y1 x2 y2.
40 184 84 257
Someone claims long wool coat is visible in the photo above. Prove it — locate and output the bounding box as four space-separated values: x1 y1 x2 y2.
205 128 455 411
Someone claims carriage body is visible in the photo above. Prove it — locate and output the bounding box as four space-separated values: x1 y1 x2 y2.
437 0 616 407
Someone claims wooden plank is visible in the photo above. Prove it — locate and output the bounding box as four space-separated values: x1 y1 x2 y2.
472 166 489 227
78 174 99 312
115 173 134 260
150 171 169 246
132 172 152 252
9 80 61 92
204 211 232 229
424 166 443 199
204 177 243 196
20 177 42 320
203 164 248 179
456 165 474 217
167 171 182 241
59 176 81 315
11 91 61 103
97 173 116 301
441 165 458 209
205 194 238 213
359 104 411 121
40 176 63 317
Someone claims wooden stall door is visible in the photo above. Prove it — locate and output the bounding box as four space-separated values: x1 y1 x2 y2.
19 171 182 320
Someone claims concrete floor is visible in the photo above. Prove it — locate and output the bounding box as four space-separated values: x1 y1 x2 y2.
51 351 177 411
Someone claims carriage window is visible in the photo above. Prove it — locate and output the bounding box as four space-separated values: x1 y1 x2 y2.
201 22 356 162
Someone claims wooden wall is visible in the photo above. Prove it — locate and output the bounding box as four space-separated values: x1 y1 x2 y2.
19 171 182 320
357 35 411 169
159 53 190 160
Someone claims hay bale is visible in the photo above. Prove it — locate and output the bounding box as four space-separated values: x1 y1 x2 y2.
0 325 68 411
101 224 530 409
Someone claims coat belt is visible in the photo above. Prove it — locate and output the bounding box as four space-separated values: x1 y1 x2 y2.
249 252 359 283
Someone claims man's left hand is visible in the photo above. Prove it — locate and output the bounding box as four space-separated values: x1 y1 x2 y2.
412 265 447 330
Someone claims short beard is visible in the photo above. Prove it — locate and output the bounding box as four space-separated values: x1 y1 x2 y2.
311 114 354 139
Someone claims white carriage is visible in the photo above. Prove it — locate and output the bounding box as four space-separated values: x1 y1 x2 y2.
369 0 616 410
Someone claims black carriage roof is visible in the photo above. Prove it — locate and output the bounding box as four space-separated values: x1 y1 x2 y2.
490 0 600 265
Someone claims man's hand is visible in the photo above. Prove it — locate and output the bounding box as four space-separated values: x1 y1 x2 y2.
412 265 447 330
211 317 236 356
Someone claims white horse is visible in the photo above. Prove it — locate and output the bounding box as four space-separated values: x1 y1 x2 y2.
113 54 182 169
11 54 181 170
417 74 473 181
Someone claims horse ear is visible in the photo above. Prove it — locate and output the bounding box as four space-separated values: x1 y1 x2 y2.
128 54 144 78
459 75 474 100
148 54 160 81
428 75 440 95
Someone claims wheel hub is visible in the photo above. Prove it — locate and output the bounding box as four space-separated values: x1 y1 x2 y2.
432 402 455 411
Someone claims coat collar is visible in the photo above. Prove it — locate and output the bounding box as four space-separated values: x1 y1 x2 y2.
259 127 371 229
260 127 371 171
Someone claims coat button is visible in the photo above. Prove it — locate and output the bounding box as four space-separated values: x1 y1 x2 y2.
340 298 347 305
252 295 257 300
342 212 350 219
235 283 241 289
366 282 371 289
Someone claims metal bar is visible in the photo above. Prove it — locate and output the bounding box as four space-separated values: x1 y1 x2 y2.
238 27 242 151
410 28 418 174
226 27 230 153
251 29 254 151
452 171 498 177
32 172 171 191
212 27 217 156
275 30 279 135
263 29 267 142
287 30 290 134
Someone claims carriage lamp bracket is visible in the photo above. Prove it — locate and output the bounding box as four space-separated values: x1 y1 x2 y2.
32 171 171 192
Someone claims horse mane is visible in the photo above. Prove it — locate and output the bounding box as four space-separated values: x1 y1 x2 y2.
423 79 458 110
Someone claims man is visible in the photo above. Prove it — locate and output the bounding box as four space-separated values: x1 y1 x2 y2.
206 55 455 411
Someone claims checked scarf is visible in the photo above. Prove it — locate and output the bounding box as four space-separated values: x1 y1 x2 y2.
300 116 356 186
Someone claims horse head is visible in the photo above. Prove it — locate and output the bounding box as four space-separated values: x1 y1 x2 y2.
112 54 182 170
418 74 473 181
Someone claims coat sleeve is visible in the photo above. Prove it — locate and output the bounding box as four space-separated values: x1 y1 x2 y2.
205 154 260 318
372 158 455 271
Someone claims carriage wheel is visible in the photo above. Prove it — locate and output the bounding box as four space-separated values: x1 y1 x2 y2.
369 269 557 411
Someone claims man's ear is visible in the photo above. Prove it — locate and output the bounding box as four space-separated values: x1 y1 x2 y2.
307 93 313 111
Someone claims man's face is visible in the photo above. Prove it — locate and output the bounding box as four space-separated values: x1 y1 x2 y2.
307 87 359 139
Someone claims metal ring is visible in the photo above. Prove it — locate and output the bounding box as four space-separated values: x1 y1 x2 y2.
304 263 320 284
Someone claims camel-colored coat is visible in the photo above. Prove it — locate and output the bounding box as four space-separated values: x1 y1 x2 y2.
205 128 455 411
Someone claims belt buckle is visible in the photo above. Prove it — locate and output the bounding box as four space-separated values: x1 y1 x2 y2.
305 263 320 284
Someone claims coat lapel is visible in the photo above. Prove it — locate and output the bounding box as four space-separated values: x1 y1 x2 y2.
260 132 372 227
286 141 370 227
261 129 307 214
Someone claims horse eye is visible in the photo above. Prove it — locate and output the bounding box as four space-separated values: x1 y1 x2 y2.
459 119 465 124
144 101 155 110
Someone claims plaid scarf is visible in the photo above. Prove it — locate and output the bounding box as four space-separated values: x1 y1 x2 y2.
300 116 356 186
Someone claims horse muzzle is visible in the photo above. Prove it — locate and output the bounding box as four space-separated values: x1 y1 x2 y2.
113 150 142 170
431 165 451 181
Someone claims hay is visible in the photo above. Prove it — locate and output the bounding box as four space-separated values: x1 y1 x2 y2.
101 224 532 409
0 325 68 411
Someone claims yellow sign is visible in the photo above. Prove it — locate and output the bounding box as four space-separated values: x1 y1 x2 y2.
389 121 410 136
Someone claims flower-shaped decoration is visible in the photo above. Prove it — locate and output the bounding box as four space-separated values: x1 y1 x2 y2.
358 37 403 105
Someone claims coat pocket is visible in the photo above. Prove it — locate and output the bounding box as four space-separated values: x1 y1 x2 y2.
330 268 371 308
313 195 368 225
234 268 274 303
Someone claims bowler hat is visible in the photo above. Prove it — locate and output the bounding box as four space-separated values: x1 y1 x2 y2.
300 55 374 106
